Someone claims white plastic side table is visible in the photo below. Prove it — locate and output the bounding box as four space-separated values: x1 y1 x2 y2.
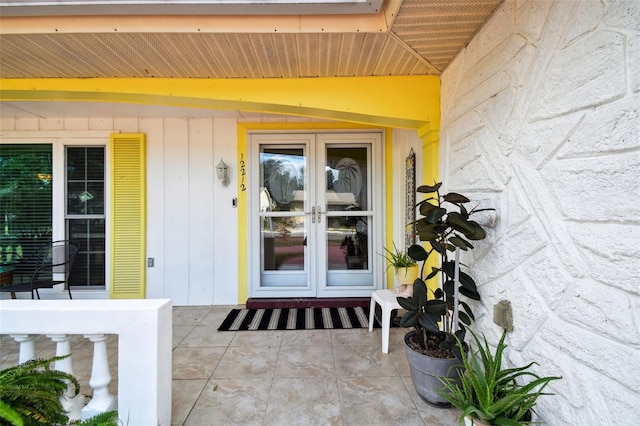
368 289 402 354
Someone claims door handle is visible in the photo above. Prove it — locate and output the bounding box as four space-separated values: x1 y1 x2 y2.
317 205 322 223
310 206 315 223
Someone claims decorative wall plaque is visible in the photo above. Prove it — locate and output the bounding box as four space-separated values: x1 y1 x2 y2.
405 149 416 248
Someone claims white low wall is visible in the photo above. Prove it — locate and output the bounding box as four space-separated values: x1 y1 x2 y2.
0 299 173 426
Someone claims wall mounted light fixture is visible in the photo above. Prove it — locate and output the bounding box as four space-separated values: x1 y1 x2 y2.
216 158 229 187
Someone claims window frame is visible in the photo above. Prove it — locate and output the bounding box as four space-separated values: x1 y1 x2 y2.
0 132 111 298
65 145 107 289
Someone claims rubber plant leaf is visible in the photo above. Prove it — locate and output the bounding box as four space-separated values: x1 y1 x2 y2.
419 201 439 217
449 235 473 250
418 312 441 332
413 279 428 307
424 299 448 315
426 207 447 224
399 310 418 327
426 266 440 280
407 244 428 262
396 296 417 311
465 221 487 240
443 192 470 204
459 286 481 301
460 300 475 321
447 211 475 235
417 183 442 193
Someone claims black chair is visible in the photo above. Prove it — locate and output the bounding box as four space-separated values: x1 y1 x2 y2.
0 240 79 299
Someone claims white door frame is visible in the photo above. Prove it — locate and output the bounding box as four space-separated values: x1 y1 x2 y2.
248 130 384 298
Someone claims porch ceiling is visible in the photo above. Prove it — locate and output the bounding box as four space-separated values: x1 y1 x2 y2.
0 0 503 118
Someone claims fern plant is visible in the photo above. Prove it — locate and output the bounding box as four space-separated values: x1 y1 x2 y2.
437 330 561 425
72 411 120 425
0 355 79 426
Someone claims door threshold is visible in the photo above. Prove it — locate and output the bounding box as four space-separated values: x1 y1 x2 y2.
246 297 370 309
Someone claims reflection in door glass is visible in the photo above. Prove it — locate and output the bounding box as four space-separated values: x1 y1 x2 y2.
262 217 305 271
326 216 369 270
260 148 305 212
326 147 368 212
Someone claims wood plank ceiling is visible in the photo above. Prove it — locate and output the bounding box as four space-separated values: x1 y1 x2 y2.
0 0 503 79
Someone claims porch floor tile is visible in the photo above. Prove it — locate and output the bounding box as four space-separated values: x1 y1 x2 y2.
0 305 463 425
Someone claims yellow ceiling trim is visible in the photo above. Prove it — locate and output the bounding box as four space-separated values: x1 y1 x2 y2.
0 76 440 130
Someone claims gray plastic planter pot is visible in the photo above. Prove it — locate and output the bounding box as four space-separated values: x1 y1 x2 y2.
404 330 464 407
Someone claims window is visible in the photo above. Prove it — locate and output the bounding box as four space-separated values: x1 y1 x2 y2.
66 147 106 288
0 144 53 272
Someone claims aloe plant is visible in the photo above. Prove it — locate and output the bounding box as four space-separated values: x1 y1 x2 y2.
397 182 493 354
381 242 417 272
437 330 561 425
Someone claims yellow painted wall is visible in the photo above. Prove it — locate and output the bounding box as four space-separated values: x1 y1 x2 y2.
0 75 440 302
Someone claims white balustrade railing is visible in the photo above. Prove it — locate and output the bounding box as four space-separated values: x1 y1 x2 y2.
0 299 172 426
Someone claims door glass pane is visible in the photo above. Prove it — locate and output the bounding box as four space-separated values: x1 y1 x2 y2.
326 147 368 212
327 215 369 271
0 144 53 275
260 148 305 212
260 146 307 273
261 217 306 271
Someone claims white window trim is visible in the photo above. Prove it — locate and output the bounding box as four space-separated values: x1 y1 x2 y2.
0 131 112 299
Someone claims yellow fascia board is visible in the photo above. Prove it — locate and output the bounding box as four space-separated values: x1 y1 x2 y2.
0 76 439 130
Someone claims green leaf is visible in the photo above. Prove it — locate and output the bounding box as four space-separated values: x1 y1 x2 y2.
426 207 447 223
418 312 441 332
460 301 475 321
433 287 444 299
399 310 418 327
424 299 447 315
448 211 475 235
459 286 481 300
413 279 428 306
430 240 446 255
449 235 472 250
443 192 470 204
426 267 439 280
417 183 442 193
415 221 440 240
0 400 23 426
418 201 439 217
407 244 428 262
459 311 472 325
396 296 416 311
464 221 487 240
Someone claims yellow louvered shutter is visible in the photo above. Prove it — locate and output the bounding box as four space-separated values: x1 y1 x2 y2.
110 133 146 299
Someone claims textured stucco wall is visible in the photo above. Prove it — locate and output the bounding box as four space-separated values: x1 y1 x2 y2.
440 0 639 424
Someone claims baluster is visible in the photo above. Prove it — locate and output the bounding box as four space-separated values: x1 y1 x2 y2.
10 334 35 363
81 334 117 420
47 334 84 421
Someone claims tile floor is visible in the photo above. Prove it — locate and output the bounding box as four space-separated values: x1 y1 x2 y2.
0 305 462 425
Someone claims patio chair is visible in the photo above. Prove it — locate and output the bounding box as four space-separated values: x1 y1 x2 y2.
0 240 79 299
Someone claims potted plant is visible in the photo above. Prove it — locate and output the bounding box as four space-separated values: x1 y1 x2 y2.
437 330 562 425
381 242 418 296
397 182 493 405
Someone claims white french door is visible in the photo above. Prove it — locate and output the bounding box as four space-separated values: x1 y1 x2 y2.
249 132 384 298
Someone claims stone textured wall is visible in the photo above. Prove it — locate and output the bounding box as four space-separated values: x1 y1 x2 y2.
440 0 639 423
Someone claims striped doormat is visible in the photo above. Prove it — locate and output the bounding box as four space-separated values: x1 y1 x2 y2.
217 306 381 331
